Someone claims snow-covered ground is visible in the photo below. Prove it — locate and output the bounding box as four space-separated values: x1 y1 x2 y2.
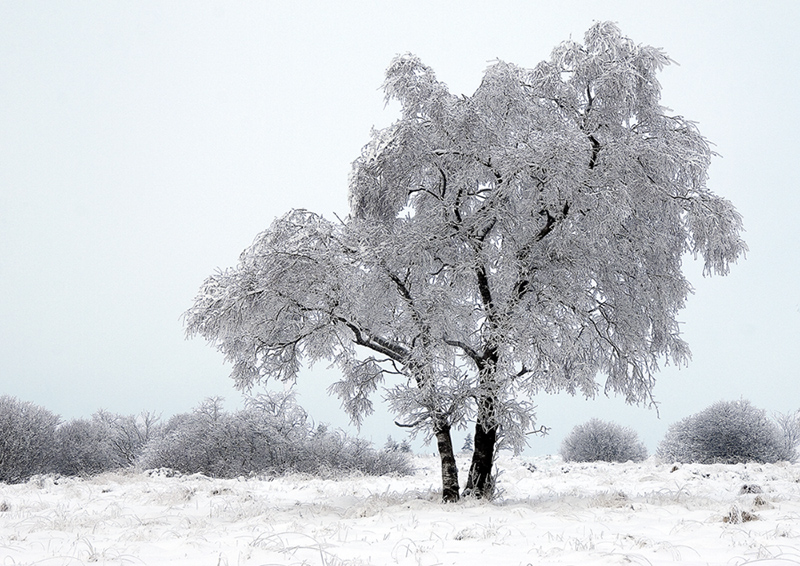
1 454 799 566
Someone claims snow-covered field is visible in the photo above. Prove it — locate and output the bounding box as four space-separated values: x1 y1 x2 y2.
1 454 799 566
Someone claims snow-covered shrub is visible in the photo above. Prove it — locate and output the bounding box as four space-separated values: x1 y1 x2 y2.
0 396 59 483
93 410 162 467
138 397 264 477
775 409 800 462
303 426 413 476
384 436 412 453
54 411 163 476
560 418 648 463
139 394 412 478
54 418 121 476
657 400 793 464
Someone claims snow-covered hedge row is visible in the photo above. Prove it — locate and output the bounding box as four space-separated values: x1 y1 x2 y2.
3 394 798 484
139 395 413 478
0 393 411 483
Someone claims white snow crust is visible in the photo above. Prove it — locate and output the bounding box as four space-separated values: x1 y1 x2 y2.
0 454 799 565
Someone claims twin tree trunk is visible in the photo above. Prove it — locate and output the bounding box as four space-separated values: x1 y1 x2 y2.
431 392 497 502
432 421 495 502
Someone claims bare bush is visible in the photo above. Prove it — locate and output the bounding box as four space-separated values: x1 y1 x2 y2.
94 410 162 467
54 410 162 476
657 400 793 464
54 418 120 476
774 409 800 462
0 396 59 483
302 426 413 477
384 436 412 454
560 419 648 463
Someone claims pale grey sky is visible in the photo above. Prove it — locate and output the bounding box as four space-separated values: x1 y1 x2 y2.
1 1 798 455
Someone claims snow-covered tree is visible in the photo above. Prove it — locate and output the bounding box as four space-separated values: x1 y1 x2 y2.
348 22 745 497
187 22 745 500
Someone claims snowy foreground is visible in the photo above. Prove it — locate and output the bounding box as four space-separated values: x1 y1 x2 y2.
1 455 799 566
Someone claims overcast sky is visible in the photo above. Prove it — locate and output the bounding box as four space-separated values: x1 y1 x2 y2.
1 1 798 455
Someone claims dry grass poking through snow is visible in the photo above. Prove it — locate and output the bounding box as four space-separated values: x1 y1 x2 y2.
0 455 799 565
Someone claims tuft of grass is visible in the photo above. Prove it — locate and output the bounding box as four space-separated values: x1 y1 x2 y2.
723 504 759 524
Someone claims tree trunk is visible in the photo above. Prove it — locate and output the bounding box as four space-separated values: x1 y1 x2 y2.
434 422 460 503
463 397 497 499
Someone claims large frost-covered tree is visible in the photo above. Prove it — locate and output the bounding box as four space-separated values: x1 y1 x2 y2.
187 22 745 501
348 21 745 497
